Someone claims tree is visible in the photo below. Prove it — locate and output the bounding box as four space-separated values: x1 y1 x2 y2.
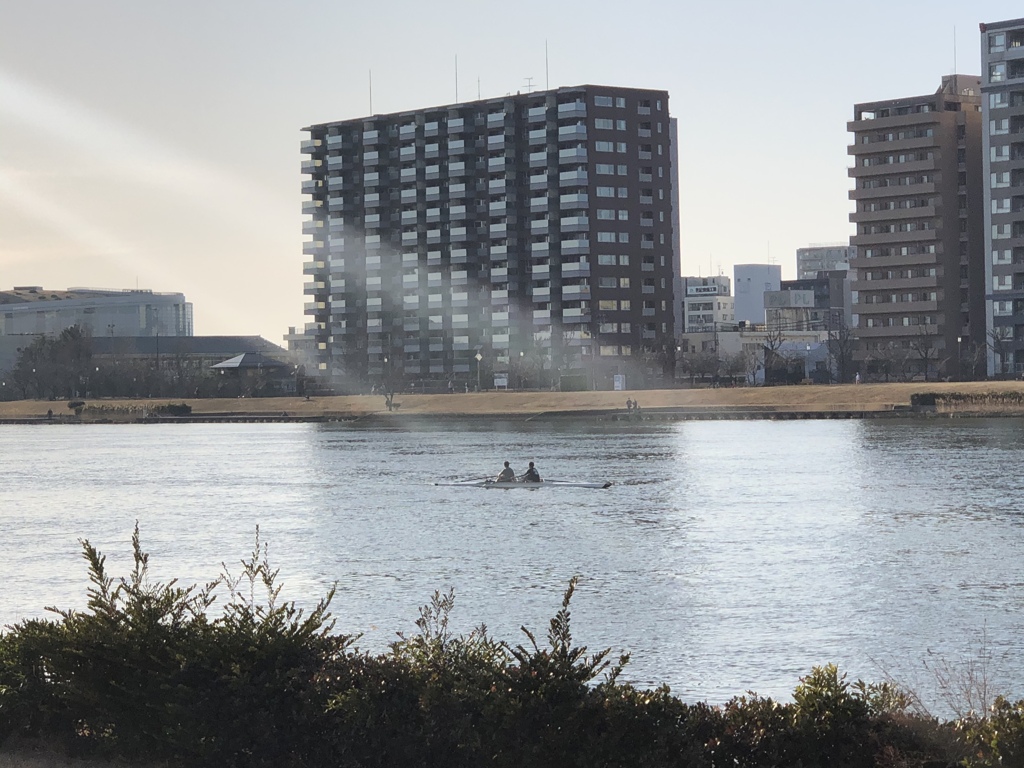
721 351 747 385
908 329 940 382
762 327 787 385
826 323 855 384
988 327 1013 378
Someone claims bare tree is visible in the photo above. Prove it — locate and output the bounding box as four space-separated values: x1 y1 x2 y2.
908 329 940 382
988 327 1013 379
762 327 787 386
826 323 856 384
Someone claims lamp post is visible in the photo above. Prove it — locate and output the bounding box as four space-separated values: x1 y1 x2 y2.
957 335 963 380
475 351 482 391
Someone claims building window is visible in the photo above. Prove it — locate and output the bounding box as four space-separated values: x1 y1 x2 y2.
990 92 1009 110
597 232 616 242
991 32 1006 53
595 140 614 151
991 62 1007 83
597 209 615 220
615 97 626 108
596 186 615 197
596 163 616 175
594 95 613 107
594 118 614 129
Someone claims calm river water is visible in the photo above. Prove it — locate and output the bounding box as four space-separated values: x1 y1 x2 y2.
2 418 1024 710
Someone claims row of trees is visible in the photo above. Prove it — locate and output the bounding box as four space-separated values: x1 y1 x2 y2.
1 326 288 401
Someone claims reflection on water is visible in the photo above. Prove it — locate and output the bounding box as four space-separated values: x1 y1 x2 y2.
2 418 1024 709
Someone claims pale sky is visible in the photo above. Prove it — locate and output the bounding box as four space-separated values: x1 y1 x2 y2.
1 0 1021 341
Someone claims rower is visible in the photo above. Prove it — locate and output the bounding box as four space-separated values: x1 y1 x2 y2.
496 461 516 483
521 461 541 483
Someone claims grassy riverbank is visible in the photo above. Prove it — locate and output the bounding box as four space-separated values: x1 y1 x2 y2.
3 381 1024 422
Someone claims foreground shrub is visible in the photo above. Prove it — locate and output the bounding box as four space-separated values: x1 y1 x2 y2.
1 526 1016 767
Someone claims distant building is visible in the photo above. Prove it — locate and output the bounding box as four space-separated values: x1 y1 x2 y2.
981 18 1024 376
0 287 193 338
733 264 781 325
848 75 984 381
796 245 855 279
680 275 733 333
766 271 851 331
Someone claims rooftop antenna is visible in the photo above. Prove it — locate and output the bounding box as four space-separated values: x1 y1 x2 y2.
455 55 459 102
524 76 535 93
368 69 373 114
953 26 957 76
477 77 481 99
545 40 549 90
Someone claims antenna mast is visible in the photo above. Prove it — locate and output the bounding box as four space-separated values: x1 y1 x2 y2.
368 70 373 114
455 55 459 101
545 40 549 90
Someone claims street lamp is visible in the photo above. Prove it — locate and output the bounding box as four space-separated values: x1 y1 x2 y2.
957 335 963 380
475 352 483 391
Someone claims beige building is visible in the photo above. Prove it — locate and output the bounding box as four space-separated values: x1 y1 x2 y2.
848 75 985 380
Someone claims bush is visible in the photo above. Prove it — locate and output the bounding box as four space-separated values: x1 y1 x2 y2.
0 527 998 768
152 402 192 416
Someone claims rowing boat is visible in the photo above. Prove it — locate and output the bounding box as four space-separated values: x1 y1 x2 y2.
434 479 612 489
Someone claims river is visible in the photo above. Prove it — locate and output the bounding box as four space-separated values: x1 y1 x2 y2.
2 418 1023 712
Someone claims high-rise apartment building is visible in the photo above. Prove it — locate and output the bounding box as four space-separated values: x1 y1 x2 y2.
981 18 1024 376
796 244 856 279
848 75 984 380
300 85 678 391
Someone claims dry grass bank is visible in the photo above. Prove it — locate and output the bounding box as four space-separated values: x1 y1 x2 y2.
2 381 1024 421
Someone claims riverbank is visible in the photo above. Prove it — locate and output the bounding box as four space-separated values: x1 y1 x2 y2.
2 380 1024 423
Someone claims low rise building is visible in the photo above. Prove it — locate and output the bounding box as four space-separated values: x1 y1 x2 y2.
0 287 193 338
680 275 734 333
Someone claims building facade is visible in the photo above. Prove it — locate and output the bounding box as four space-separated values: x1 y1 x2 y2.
848 75 984 381
981 18 1024 376
796 244 855 279
766 271 851 332
0 287 193 338
733 264 781 326
680 275 733 333
300 85 679 391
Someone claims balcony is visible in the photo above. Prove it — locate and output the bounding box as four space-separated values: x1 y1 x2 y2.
531 219 550 232
528 128 548 144
560 215 589 233
559 170 588 186
562 284 590 299
557 123 587 141
301 179 319 194
561 238 589 255
527 105 547 122
559 193 589 209
557 101 586 118
558 147 588 163
562 261 591 278
529 150 548 168
529 173 550 189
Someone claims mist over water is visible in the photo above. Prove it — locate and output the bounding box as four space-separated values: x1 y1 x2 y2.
3 418 1024 710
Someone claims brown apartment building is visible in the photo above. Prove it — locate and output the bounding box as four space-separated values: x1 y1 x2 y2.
848 75 984 380
300 85 679 392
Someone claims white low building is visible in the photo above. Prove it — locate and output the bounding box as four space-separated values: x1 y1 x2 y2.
0 287 193 338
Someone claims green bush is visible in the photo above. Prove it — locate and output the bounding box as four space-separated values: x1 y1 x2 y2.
0 526 1003 768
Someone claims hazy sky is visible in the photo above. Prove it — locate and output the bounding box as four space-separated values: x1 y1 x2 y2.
1 0 1021 341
